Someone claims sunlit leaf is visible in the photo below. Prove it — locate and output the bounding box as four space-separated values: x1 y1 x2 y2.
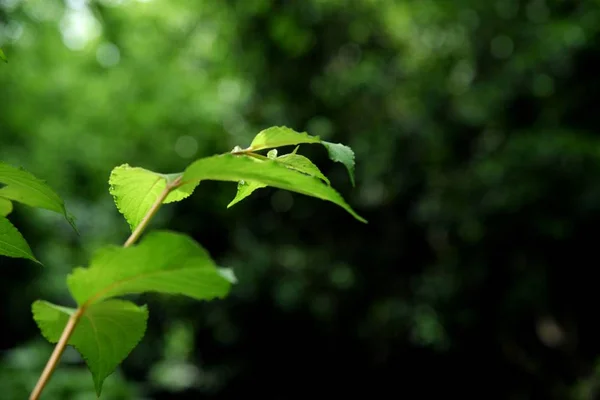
32 299 148 396
0 162 75 229
218 267 238 284
249 126 321 151
183 153 366 222
0 216 39 263
0 48 6 63
227 180 267 208
322 141 356 186
278 153 330 184
0 197 12 216
67 230 232 305
108 165 196 231
229 149 331 206
247 127 356 185
267 149 278 159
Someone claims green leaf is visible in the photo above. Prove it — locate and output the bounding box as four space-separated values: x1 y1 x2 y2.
227 180 267 208
0 197 13 216
108 164 196 231
183 153 366 222
322 141 356 186
278 153 330 185
227 152 330 207
67 230 232 305
0 162 74 228
247 127 357 185
32 299 148 396
0 48 6 63
0 216 39 263
249 126 321 151
218 267 238 284
267 149 278 159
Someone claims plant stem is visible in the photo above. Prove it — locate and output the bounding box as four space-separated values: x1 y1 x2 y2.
28 307 84 400
124 176 181 248
244 152 269 161
29 177 181 400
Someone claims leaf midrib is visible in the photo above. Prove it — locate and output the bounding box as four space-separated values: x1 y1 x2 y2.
0 237 32 258
0 219 35 260
0 169 62 210
83 265 219 305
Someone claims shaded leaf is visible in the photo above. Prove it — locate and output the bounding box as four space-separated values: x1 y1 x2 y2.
67 230 232 305
0 197 12 216
32 299 148 396
0 216 39 263
0 48 6 63
249 126 321 151
183 154 366 222
322 141 356 186
108 165 196 231
0 162 75 230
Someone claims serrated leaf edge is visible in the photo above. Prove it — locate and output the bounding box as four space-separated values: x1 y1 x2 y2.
32 300 149 396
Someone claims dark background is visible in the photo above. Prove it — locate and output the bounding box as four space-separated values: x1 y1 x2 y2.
2 0 600 398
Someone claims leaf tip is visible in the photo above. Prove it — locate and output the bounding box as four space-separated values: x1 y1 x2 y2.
321 141 356 187
94 375 105 397
226 197 240 208
218 268 238 284
348 208 367 224
66 211 80 235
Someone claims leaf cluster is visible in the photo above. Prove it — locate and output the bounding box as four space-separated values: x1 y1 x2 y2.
1 127 364 396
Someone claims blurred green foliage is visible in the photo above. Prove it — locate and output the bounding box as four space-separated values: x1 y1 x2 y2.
2 0 600 398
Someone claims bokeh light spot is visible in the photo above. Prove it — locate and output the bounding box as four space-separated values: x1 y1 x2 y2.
532 73 554 97
490 35 514 59
330 264 355 290
96 42 121 68
59 8 101 51
174 135 199 159
526 0 550 23
271 190 294 213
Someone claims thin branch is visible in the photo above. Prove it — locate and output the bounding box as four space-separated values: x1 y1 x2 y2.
123 176 181 248
29 176 182 400
29 307 84 400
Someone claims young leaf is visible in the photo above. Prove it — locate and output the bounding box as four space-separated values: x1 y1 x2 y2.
0 162 74 228
0 216 40 263
32 299 148 396
108 165 196 231
249 126 321 151
278 153 330 185
218 267 238 284
267 149 278 159
227 180 267 208
67 230 232 305
322 141 356 186
182 154 366 222
0 48 6 63
0 197 13 216
227 153 329 208
247 127 356 185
